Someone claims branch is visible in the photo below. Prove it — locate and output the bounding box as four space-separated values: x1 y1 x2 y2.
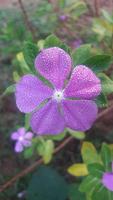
1 102 113 193
94 0 100 16
18 0 36 41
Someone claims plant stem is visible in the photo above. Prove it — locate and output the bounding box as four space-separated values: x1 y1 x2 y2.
94 0 100 16
18 0 36 41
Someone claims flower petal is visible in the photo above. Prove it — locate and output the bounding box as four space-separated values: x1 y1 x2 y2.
22 140 32 147
11 132 19 140
62 100 98 131
102 172 113 191
35 47 72 89
64 65 101 99
15 142 24 153
18 127 26 136
24 132 33 140
15 74 53 113
30 100 65 135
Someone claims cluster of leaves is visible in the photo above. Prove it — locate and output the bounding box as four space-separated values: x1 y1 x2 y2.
92 9 113 53
68 142 113 200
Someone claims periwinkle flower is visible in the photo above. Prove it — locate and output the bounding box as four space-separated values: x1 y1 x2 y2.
15 47 101 135
102 163 113 191
71 39 83 49
59 15 68 21
11 127 33 152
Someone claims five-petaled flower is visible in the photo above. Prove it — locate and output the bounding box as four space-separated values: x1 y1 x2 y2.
15 47 101 135
102 162 113 191
11 127 33 152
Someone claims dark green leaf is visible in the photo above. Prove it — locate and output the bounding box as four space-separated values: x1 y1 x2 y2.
69 184 85 200
23 41 39 72
95 93 108 108
44 34 71 54
98 73 113 95
83 55 111 72
27 166 68 200
44 34 61 48
72 44 92 66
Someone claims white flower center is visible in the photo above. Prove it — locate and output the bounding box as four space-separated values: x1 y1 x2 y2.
19 136 24 142
53 90 64 102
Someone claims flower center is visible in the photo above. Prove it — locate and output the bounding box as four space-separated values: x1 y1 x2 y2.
19 136 24 142
53 90 64 102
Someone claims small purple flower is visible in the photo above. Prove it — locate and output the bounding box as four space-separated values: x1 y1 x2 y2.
59 15 68 21
11 127 33 152
102 163 113 191
71 39 83 49
15 47 101 135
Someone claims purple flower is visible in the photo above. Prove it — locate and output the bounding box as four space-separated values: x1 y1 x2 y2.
11 127 33 152
59 15 68 21
71 39 83 49
102 163 113 191
15 47 101 135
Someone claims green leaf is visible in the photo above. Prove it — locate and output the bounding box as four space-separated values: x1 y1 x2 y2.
87 163 105 178
24 147 33 159
3 84 15 96
98 73 113 95
27 166 68 200
44 34 71 54
23 41 39 72
44 132 66 141
101 143 112 170
81 142 100 164
69 129 85 140
102 9 113 24
96 92 108 108
43 140 54 164
83 55 111 72
44 34 61 48
72 44 92 66
68 163 88 177
13 71 20 82
69 184 85 200
65 1 87 18
16 52 31 74
79 175 99 193
92 185 113 200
